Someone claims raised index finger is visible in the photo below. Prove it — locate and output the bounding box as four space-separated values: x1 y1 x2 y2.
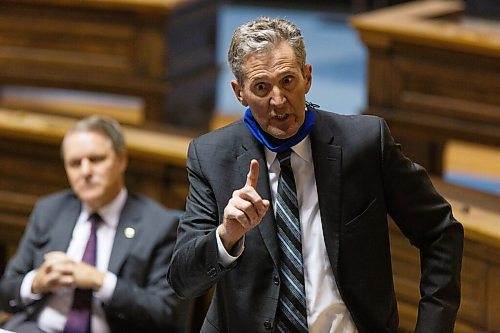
245 159 259 189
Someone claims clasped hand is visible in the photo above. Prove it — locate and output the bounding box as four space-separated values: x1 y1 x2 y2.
219 159 270 251
32 251 104 294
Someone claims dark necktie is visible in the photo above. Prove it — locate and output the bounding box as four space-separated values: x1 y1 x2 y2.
275 149 308 332
64 213 101 333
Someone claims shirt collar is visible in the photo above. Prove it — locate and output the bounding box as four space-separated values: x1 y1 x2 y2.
82 188 128 228
265 134 312 168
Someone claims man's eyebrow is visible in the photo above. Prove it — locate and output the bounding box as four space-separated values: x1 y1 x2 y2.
247 74 269 82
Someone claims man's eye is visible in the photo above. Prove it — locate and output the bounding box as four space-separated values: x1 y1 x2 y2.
253 83 269 96
89 156 106 164
68 160 81 168
255 83 267 91
282 76 294 86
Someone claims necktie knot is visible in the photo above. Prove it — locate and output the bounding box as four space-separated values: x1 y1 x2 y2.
88 212 102 224
88 213 102 232
277 149 292 168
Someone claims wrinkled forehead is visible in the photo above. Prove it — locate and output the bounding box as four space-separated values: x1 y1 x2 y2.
240 42 302 82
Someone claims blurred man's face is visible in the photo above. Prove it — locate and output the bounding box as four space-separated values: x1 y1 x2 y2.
231 41 312 139
63 131 127 210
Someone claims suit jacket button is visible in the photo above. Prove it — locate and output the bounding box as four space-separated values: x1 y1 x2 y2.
206 265 217 278
264 320 273 330
273 275 280 285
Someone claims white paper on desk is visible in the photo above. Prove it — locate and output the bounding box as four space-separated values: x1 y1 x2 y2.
0 329 16 333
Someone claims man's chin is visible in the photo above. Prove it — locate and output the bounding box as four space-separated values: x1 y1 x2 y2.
267 126 298 140
77 191 102 207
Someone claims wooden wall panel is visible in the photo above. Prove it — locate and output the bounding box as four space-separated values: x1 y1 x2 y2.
0 0 219 132
487 268 500 329
351 1 500 174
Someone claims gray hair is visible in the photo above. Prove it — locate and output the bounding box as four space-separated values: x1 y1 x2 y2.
228 17 306 84
62 115 126 157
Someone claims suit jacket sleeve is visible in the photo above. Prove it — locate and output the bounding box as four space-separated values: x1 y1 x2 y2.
380 119 464 333
0 199 50 314
168 139 230 299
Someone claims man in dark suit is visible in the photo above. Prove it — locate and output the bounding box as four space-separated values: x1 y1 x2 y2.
0 115 190 333
168 17 464 333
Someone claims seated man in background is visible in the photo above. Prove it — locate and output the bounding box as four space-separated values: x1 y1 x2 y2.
0 115 190 333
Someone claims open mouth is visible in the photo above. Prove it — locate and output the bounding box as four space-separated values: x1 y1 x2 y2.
274 114 289 121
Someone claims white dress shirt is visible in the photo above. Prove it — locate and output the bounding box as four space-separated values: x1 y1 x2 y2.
20 188 127 333
217 137 358 333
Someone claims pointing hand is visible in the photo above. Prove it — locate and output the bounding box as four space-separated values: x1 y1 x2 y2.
220 159 270 251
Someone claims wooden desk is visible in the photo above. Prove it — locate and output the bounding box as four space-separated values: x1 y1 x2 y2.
0 109 191 272
350 0 500 174
0 0 219 132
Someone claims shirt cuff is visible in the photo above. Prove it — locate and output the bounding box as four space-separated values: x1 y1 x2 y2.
216 225 245 268
95 271 117 303
20 270 42 305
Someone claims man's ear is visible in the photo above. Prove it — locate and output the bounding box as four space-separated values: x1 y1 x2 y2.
119 152 128 173
231 80 248 107
304 64 312 94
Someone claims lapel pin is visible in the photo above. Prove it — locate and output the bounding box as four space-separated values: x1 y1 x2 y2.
124 227 135 239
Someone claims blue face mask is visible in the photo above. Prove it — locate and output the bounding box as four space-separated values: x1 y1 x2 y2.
243 102 317 153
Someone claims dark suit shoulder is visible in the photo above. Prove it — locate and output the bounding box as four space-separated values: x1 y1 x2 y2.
123 193 181 243
191 118 246 148
314 109 382 128
188 118 252 164
32 189 80 218
36 189 77 205
312 109 384 144
195 118 244 140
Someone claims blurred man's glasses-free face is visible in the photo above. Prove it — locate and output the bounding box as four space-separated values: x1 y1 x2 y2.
63 131 126 210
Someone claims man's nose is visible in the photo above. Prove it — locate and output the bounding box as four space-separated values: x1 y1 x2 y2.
80 158 92 175
270 86 286 107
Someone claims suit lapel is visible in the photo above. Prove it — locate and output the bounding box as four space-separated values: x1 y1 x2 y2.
107 195 141 274
48 195 81 252
310 112 342 279
237 128 280 269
